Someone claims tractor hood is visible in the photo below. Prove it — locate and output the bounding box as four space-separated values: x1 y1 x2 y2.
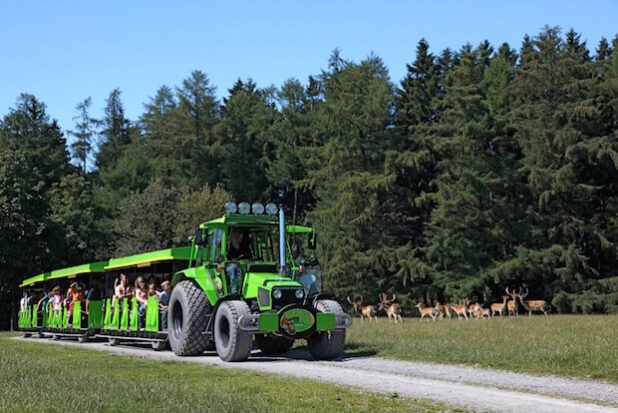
243 271 303 311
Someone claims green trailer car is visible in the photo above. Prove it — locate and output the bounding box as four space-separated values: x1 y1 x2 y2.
18 201 352 361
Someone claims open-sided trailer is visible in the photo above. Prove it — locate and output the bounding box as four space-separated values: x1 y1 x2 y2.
18 272 48 337
96 247 192 350
42 262 108 342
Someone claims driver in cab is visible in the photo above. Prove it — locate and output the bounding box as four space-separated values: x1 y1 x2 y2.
226 229 252 294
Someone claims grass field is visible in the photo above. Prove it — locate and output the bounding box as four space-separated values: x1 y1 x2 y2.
0 333 455 413
344 314 618 383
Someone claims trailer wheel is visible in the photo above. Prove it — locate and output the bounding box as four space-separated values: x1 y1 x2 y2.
307 300 346 360
109 338 119 346
151 340 167 351
53 334 61 341
214 300 252 362
255 334 293 355
78 335 88 343
23 333 31 338
168 280 211 356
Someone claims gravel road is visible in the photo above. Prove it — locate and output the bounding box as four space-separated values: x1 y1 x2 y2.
16 337 618 413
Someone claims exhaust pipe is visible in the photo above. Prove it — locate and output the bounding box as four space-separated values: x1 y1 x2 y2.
278 190 286 272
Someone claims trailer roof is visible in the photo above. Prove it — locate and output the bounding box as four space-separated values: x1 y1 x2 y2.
47 261 109 281
19 272 48 288
105 247 192 271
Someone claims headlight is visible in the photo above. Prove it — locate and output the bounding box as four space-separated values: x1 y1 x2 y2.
272 289 282 299
238 202 250 215
295 289 304 299
265 203 278 216
224 201 237 214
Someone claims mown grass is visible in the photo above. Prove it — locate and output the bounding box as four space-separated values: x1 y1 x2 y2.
0 333 456 413
345 314 618 382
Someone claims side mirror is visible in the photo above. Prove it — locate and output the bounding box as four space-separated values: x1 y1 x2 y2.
195 228 207 246
308 232 317 249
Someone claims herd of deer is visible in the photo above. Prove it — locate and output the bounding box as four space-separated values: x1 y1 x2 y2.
347 287 548 323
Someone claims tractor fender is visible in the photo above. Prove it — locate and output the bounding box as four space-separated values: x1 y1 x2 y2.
172 266 219 307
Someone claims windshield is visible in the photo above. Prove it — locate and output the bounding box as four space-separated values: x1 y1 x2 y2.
226 226 279 262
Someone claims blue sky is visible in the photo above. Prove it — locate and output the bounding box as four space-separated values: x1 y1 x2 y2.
1 1 617 137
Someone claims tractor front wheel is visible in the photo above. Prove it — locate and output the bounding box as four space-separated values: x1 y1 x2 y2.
255 334 293 355
168 280 211 356
307 300 346 360
214 300 252 362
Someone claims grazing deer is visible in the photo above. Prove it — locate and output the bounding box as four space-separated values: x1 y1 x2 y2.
478 306 491 319
451 299 469 320
505 287 519 316
491 296 508 318
435 303 452 320
378 293 403 323
415 303 437 322
517 288 548 316
346 296 377 322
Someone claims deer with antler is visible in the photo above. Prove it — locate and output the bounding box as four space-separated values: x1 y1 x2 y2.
346 296 377 322
378 293 403 323
505 287 520 316
517 288 548 316
490 296 508 317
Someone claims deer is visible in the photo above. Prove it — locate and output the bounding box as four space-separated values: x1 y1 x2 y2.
378 293 403 323
505 287 519 316
346 296 377 322
490 296 508 317
478 306 491 319
451 299 469 320
415 303 438 322
517 288 549 316
434 303 452 320
467 302 483 319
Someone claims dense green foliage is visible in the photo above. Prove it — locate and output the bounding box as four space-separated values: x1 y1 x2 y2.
1 27 617 329
346 314 618 383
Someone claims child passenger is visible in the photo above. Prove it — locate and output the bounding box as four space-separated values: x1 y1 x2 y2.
134 276 148 330
158 281 171 330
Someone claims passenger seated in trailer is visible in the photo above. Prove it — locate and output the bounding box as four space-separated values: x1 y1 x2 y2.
37 290 50 313
159 281 171 330
135 276 148 330
67 282 81 321
226 229 253 294
86 280 102 313
52 286 63 318
20 291 29 309
112 273 128 310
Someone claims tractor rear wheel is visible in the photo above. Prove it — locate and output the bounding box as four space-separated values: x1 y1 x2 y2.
307 300 346 360
255 334 293 355
214 300 252 362
168 280 211 356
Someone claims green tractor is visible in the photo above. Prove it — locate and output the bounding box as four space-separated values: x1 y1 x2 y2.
168 200 352 361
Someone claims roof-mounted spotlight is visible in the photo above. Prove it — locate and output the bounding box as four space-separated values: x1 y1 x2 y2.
238 202 251 215
252 202 265 215
225 201 237 214
265 203 278 216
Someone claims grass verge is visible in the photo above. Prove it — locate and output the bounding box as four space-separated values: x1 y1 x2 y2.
345 314 618 383
0 333 456 413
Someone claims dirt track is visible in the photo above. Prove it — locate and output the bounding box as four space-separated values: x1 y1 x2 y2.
15 337 618 413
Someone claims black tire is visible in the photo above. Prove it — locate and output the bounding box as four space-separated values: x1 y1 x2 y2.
109 337 119 346
53 334 60 341
168 280 211 356
307 300 346 360
255 334 294 355
214 300 252 362
78 335 88 343
151 340 167 351
23 333 32 338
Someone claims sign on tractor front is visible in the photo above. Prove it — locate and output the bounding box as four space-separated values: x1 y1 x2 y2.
280 308 315 334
